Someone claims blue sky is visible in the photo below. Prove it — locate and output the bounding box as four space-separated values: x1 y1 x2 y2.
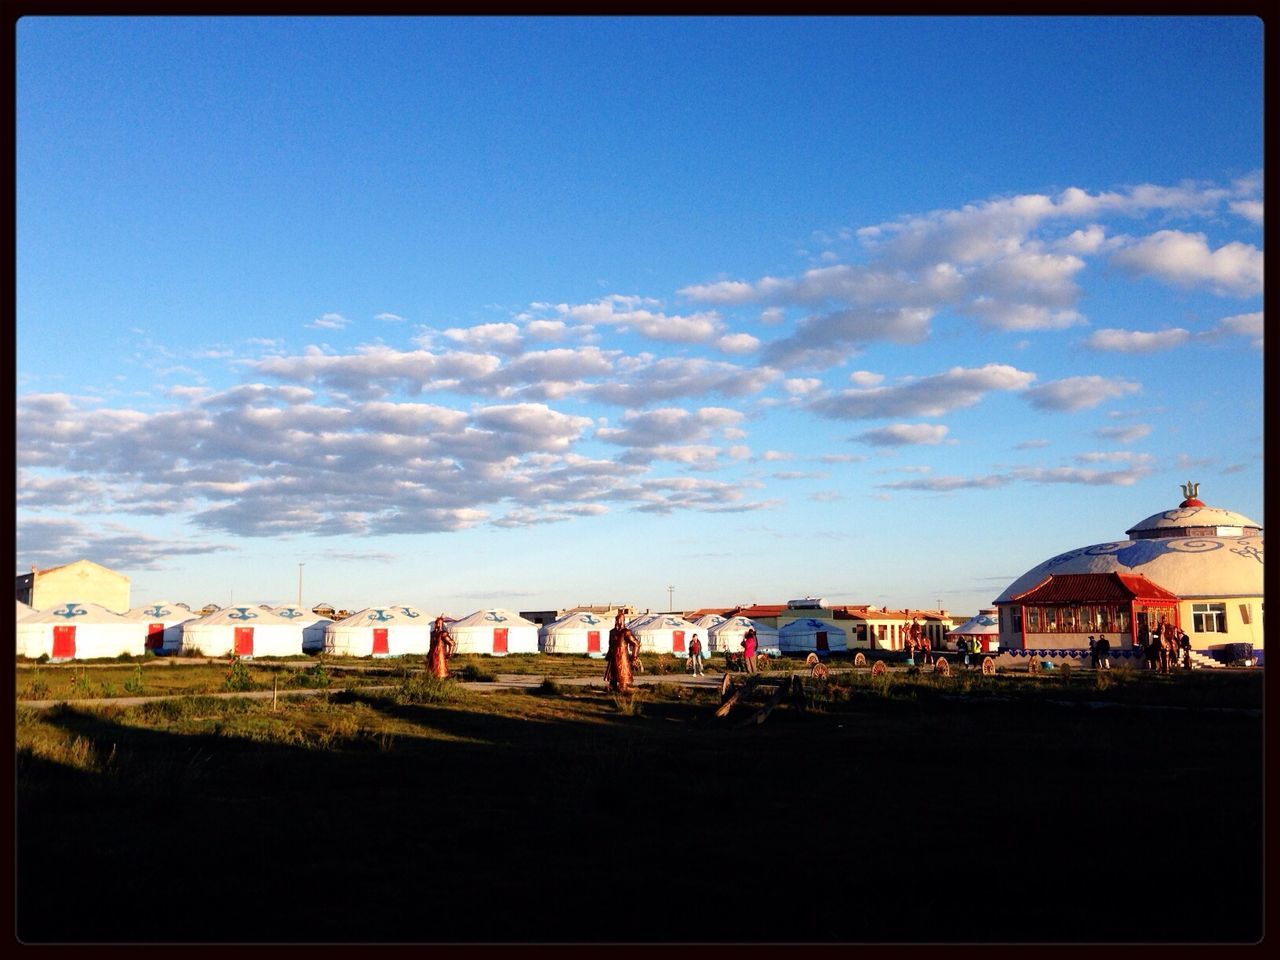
16 16 1264 616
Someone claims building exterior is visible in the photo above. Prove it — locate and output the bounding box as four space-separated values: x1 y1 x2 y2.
992 483 1264 658
996 573 1181 651
15 560 131 614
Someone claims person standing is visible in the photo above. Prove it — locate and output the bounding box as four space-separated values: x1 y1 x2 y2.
1096 634 1111 670
604 610 640 693
959 635 972 670
742 627 758 674
1177 627 1192 670
688 633 705 676
1137 617 1151 662
427 614 456 679
1157 616 1173 674
1088 635 1097 669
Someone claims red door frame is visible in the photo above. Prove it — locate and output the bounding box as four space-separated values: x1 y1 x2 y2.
586 630 600 653
672 630 685 653
52 625 76 659
234 627 254 656
146 623 165 651
493 627 508 654
372 628 389 655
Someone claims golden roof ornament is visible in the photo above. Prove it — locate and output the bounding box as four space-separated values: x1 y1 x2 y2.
1180 480 1200 501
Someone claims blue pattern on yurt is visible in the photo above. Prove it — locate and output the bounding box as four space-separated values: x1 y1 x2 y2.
227 607 258 621
53 603 87 619
144 604 171 618
367 609 393 622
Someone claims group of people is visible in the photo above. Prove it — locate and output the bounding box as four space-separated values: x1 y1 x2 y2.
905 617 932 666
1137 615 1192 673
1086 634 1113 670
603 618 761 692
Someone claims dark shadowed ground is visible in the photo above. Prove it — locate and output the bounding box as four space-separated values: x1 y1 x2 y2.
15 669 1263 944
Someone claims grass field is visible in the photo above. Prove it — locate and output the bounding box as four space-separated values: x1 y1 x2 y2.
15 666 1262 943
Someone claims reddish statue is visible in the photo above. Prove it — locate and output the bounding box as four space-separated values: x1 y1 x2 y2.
428 614 456 679
604 610 641 693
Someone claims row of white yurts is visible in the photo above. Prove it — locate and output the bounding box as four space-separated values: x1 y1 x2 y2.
323 606 540 657
534 611 789 659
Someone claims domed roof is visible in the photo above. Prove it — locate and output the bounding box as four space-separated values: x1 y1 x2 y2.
1125 483 1262 538
995 535 1264 603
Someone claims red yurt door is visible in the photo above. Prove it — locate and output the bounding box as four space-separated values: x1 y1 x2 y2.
146 623 165 651
816 631 829 652
234 627 254 656
586 630 600 653
52 625 76 659
493 628 508 654
672 630 685 653
371 628 389 655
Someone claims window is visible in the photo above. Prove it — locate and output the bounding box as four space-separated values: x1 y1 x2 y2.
1192 603 1227 633
1025 607 1039 632
1010 607 1023 633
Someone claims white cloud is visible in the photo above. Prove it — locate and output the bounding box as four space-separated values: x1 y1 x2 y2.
1111 230 1263 297
715 332 761 354
760 450 793 462
375 312 405 323
849 370 884 387
1083 328 1191 353
1213 311 1263 348
306 312 349 330
856 423 950 447
1229 200 1264 225
1014 439 1050 449
783 378 822 396
1023 375 1140 412
809 364 1035 420
443 322 523 351
1094 424 1152 444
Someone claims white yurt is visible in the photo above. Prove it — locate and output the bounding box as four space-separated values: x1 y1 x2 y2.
708 616 781 657
946 609 1000 654
693 613 728 634
450 608 540 656
15 601 37 657
124 601 200 654
632 613 702 657
539 610 617 657
323 604 433 657
17 602 146 660
272 605 332 653
181 605 306 658
778 617 848 655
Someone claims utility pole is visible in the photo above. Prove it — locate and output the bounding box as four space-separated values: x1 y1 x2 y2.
298 562 306 608
667 585 674 612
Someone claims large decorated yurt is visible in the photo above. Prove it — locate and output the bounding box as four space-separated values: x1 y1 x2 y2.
272 605 331 653
993 483 1264 659
124 601 199 654
450 608 539 656
540 609 615 657
945 609 1000 653
778 617 848 655
18 602 146 660
632 613 702 657
323 604 433 657
708 616 781 657
181 606 305 658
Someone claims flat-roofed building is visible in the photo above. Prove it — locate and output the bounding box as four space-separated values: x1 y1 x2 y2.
15 559 130 614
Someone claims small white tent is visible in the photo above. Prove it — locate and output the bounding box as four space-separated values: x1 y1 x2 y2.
323 604 433 657
540 610 615 658
708 616 781 657
693 613 728 633
451 608 539 656
181 606 305 658
946 609 1000 653
632 613 701 657
272 605 332 653
124 601 199 654
18 602 146 660
778 617 848 655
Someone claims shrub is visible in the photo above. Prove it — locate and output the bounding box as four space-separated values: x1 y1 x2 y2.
68 669 96 698
455 663 496 683
396 672 470 705
123 666 145 695
289 662 332 689
223 657 256 692
538 678 563 695
20 667 51 701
